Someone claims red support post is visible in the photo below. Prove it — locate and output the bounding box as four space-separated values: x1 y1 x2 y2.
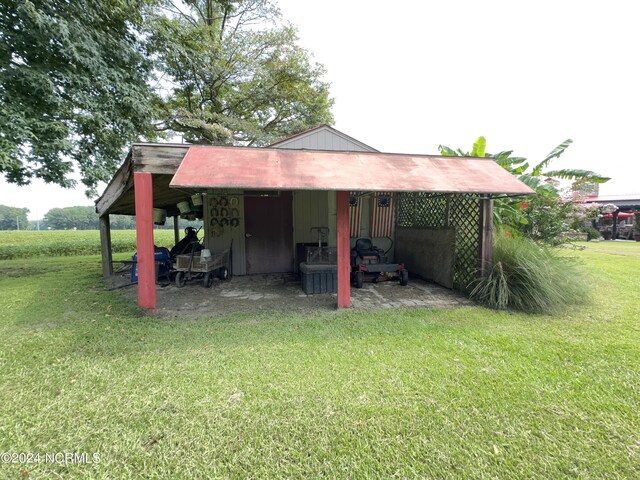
336 190 351 308
134 172 156 311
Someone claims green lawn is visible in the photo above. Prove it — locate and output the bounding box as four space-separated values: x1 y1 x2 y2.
0 241 638 478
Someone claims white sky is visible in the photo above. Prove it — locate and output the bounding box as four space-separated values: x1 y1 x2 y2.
2 0 639 220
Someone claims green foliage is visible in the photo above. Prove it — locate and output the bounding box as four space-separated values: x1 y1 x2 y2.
439 136 486 158
148 0 334 146
0 0 159 193
519 194 577 245
45 206 99 230
0 229 176 260
471 136 486 157
43 206 138 230
438 137 609 241
0 204 29 230
580 226 602 241
1 0 334 191
439 137 610 190
635 212 640 235
470 230 589 313
531 138 573 175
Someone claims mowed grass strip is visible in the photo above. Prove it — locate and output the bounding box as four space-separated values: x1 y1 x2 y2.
0 242 638 478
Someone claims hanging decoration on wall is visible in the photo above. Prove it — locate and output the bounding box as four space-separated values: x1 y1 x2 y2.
209 218 223 237
208 196 241 233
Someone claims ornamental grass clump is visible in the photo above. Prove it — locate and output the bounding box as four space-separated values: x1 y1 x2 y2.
470 230 589 314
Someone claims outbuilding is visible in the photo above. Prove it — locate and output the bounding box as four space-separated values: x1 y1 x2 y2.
96 125 533 311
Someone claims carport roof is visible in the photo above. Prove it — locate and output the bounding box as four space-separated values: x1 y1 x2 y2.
170 145 534 195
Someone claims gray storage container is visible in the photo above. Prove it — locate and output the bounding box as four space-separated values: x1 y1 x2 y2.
299 262 337 294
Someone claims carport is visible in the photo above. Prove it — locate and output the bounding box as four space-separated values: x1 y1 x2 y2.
96 143 533 312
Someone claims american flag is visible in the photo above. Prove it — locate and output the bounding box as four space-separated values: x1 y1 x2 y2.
370 192 395 237
349 193 362 237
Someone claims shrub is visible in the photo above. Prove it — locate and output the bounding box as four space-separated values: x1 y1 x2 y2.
581 226 601 241
518 194 576 245
470 230 589 314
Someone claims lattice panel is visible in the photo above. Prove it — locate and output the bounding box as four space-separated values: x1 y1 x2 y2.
397 193 447 227
448 195 480 289
397 192 481 291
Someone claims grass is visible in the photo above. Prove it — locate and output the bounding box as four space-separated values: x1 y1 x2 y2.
0 241 638 478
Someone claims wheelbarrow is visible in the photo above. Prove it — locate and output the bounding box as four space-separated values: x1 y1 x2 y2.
174 248 231 288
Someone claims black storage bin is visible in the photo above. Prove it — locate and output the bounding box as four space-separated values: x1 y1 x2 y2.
299 262 337 294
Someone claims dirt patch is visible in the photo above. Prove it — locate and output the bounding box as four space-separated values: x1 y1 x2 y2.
0 266 55 278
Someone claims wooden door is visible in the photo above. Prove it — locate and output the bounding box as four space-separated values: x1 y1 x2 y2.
244 192 294 274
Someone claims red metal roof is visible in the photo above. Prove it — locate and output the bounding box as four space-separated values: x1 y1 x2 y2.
170 146 534 195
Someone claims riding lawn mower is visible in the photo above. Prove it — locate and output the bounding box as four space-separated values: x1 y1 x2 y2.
350 238 409 288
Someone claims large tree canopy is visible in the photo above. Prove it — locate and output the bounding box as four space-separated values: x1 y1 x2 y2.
0 0 334 193
148 0 334 146
0 0 158 193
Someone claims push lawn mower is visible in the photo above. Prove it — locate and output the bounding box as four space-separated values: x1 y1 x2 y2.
350 237 408 288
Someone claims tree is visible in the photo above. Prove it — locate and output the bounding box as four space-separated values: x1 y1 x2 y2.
0 0 159 194
148 0 334 146
1 0 334 192
0 204 29 230
110 215 137 230
44 206 99 230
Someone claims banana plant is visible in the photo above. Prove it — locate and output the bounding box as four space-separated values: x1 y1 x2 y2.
438 137 610 229
530 139 609 183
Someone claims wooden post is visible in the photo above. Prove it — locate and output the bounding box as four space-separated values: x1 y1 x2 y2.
445 195 451 227
336 190 351 308
99 214 113 278
173 215 180 245
612 211 619 240
478 198 494 277
134 172 156 310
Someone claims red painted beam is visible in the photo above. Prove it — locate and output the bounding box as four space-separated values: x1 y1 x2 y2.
134 172 156 311
336 190 351 308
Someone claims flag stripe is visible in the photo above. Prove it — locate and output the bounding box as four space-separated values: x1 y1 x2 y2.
349 192 362 237
370 192 395 237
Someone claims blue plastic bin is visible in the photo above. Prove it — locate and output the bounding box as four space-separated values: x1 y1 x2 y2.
131 247 172 282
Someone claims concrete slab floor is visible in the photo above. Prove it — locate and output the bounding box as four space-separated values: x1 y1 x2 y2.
115 274 473 317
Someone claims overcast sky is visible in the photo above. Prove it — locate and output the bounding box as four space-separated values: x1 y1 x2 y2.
2 0 638 219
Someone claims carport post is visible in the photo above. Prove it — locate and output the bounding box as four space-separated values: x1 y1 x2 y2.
336 190 351 308
173 215 180 245
478 197 494 277
134 172 157 310
99 214 113 278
